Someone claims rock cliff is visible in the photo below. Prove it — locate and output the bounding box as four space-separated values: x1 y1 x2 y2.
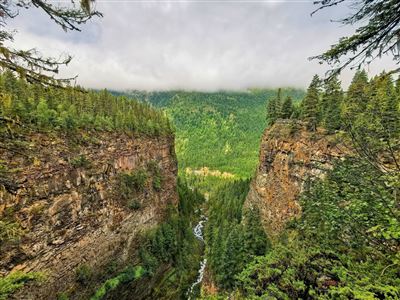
244 120 348 237
0 130 177 299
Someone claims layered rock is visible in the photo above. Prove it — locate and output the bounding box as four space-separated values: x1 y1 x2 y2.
244 120 348 237
0 130 177 299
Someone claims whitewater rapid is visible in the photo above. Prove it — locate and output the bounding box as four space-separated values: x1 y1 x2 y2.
187 215 208 300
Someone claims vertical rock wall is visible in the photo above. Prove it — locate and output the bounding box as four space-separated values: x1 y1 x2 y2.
244 121 348 237
0 131 178 299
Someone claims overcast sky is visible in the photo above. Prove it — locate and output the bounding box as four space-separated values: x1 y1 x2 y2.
9 0 397 91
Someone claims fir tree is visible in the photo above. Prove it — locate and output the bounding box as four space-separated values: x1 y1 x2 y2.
281 96 294 119
243 209 269 257
343 70 369 120
321 75 343 133
267 88 282 125
301 75 321 131
376 74 399 140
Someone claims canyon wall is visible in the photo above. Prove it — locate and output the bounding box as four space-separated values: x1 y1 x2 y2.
0 130 177 299
244 120 348 237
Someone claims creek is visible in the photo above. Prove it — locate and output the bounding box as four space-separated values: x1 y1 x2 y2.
186 215 207 300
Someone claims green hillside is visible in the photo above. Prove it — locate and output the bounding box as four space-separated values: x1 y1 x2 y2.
123 89 305 178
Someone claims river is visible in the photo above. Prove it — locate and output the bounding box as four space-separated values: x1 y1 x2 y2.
186 215 207 300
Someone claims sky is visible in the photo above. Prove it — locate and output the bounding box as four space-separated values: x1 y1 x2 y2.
9 0 398 91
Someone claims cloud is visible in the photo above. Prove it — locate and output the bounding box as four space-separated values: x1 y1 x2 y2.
8 1 398 91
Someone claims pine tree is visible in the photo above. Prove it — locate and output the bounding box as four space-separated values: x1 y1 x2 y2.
343 70 369 121
377 74 399 140
321 75 343 133
267 88 282 125
301 75 321 131
281 96 294 119
243 209 269 258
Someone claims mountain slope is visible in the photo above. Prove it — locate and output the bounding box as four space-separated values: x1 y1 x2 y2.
124 89 305 178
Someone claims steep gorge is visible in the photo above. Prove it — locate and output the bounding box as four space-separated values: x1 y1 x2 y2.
244 120 349 237
0 130 178 299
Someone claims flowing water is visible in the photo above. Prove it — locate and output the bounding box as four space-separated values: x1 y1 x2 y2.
187 215 208 300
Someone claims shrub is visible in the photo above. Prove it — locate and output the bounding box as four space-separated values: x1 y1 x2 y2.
0 220 24 244
90 266 145 300
147 160 163 191
57 292 69 300
70 155 91 169
117 169 148 202
128 199 141 210
75 264 92 285
0 271 44 300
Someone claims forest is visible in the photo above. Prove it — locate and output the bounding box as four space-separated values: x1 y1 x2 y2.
120 89 304 178
0 71 172 136
1 0 400 299
201 71 400 299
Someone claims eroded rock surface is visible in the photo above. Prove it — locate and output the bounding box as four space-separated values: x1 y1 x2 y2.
244 120 348 237
0 131 177 299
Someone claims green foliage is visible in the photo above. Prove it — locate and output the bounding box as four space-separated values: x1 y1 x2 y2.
301 74 321 131
70 154 91 169
210 72 400 297
117 169 148 206
57 292 69 300
0 220 24 245
233 155 400 299
281 96 294 119
298 159 400 251
343 69 369 117
147 160 163 191
122 88 304 178
312 0 400 75
0 71 172 136
205 180 270 290
137 179 205 298
127 199 141 210
90 266 145 300
75 264 92 285
321 75 343 132
0 271 44 300
267 88 282 125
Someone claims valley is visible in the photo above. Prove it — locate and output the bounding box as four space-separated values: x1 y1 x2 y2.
1 1 400 299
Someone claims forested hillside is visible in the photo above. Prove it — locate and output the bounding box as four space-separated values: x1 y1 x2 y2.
120 89 304 178
201 71 400 299
0 71 172 136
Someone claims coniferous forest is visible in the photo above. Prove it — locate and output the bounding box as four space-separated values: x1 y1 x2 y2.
0 0 400 300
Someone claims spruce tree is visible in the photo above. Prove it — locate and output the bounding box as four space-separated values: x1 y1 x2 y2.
377 74 399 140
343 70 369 120
281 96 294 119
301 75 321 131
321 75 343 133
243 209 269 258
267 88 282 125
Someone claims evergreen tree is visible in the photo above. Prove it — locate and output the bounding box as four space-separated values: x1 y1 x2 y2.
267 88 282 125
376 74 399 140
343 70 369 120
220 224 245 289
243 208 269 257
321 75 343 133
301 75 321 131
281 96 294 119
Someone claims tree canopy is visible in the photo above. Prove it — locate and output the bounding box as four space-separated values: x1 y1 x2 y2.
0 0 101 87
312 0 400 76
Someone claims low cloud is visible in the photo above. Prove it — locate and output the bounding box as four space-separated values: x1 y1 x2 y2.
9 1 397 91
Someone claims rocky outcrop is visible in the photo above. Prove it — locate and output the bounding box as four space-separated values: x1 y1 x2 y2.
244 120 349 237
0 130 177 299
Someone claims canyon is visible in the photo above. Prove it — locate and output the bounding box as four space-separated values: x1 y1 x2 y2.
0 130 177 299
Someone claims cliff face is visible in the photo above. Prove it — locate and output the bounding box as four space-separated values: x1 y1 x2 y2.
0 130 178 299
244 120 348 237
